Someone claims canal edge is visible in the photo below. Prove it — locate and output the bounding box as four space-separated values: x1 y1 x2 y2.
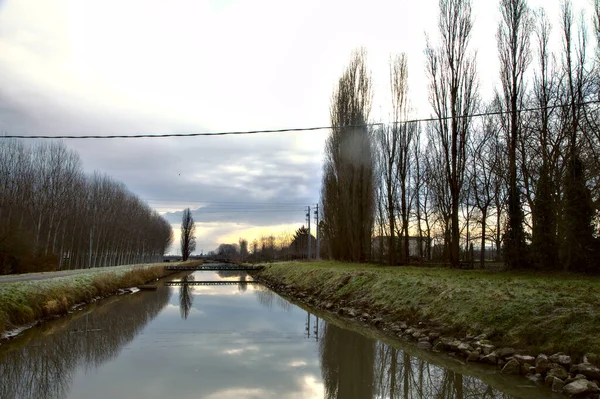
251 270 600 399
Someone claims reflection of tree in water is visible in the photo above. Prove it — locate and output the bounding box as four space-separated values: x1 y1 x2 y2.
253 286 292 312
319 321 375 399
317 318 517 399
0 286 170 399
238 274 247 292
179 274 195 319
371 342 515 399
215 270 250 292
216 270 248 279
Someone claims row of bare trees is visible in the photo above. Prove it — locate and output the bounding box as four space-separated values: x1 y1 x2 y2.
321 0 600 272
0 140 173 274
211 235 290 262
211 230 322 263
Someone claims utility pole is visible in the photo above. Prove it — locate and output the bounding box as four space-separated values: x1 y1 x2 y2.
314 204 320 260
306 206 311 260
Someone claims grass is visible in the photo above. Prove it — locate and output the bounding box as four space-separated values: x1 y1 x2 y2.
257 261 600 358
0 260 202 336
0 262 171 282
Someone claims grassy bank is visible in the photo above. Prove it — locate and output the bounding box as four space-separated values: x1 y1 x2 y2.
257 261 600 358
0 261 201 336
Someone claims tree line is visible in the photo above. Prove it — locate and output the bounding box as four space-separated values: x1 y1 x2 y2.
210 227 318 263
0 140 173 274
322 0 600 272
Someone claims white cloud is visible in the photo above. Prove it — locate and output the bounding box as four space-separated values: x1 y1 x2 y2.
288 360 307 367
222 345 259 355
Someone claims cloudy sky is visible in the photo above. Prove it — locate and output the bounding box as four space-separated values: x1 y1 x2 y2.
0 0 593 254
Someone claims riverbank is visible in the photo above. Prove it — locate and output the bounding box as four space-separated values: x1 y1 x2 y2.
0 261 201 337
254 261 600 396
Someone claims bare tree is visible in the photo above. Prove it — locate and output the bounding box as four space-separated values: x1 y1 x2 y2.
411 128 430 262
377 54 413 265
425 128 453 261
321 48 375 262
470 109 502 267
180 208 196 261
426 0 478 267
239 238 248 261
390 55 416 265
559 1 596 272
497 0 533 269
374 150 388 264
529 8 560 269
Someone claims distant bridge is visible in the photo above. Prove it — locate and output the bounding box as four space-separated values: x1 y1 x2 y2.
165 265 264 271
164 281 261 286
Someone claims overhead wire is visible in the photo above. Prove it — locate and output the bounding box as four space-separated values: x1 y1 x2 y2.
157 211 302 214
143 199 308 205
0 124 383 140
2 100 600 140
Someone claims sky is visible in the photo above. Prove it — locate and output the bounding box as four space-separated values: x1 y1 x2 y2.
0 0 594 254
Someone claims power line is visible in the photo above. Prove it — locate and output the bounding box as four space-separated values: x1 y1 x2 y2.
151 205 307 210
184 210 303 214
159 208 305 213
3 99 599 140
0 124 383 140
150 206 307 211
143 199 308 205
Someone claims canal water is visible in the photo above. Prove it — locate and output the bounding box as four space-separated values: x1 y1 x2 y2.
0 269 562 399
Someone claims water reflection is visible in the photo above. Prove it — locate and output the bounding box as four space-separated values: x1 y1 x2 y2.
215 270 250 292
0 287 170 399
179 274 194 319
321 322 375 398
251 289 519 399
306 312 320 340
238 273 248 292
313 314 516 399
216 270 248 279
0 271 553 399
254 284 293 311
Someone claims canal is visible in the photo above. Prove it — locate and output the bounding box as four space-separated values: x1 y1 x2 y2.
0 268 562 398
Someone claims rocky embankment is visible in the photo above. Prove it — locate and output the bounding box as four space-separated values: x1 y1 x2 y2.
254 273 600 398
